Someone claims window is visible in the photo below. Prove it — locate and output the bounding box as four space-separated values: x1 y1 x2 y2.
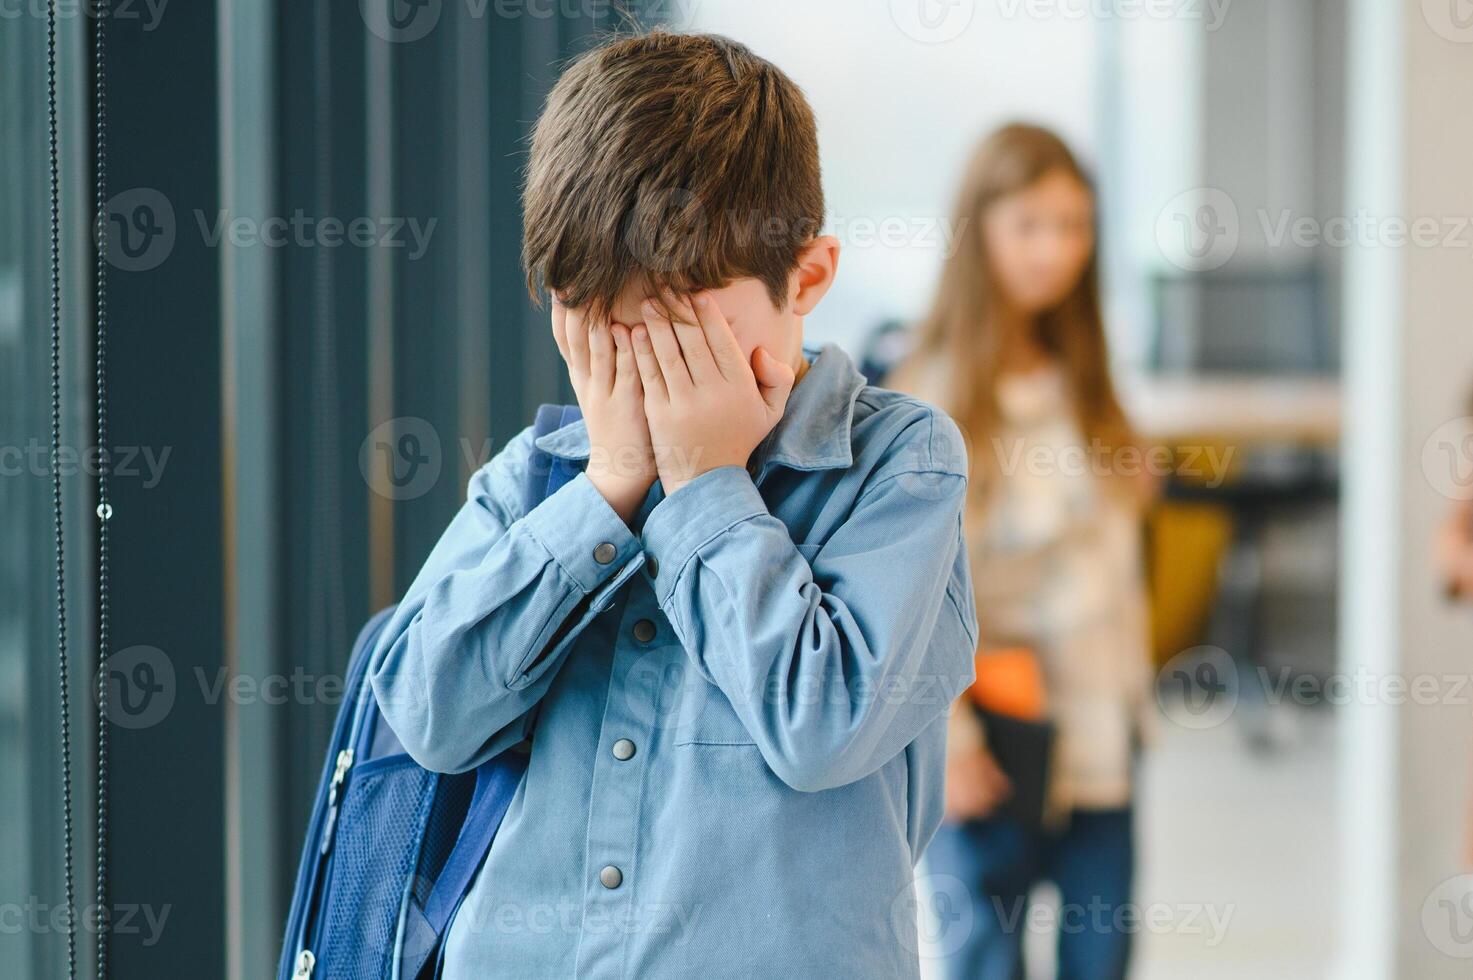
0 13 91 979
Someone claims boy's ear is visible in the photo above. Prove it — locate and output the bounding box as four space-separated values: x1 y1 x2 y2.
789 235 841 317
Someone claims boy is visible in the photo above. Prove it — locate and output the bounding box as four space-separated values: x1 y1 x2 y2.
371 31 978 979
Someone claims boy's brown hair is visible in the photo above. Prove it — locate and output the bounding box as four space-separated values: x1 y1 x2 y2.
523 31 824 319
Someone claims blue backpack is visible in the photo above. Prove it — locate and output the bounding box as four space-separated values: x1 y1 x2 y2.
278 404 584 980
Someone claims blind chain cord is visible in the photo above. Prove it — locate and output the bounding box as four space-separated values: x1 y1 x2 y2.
47 0 78 975
93 2 112 976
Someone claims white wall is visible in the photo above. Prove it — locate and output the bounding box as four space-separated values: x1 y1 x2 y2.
677 0 1099 352
1391 0 1473 971
1340 0 1473 976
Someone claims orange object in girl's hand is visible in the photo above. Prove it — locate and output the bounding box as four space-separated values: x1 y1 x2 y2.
967 647 1048 722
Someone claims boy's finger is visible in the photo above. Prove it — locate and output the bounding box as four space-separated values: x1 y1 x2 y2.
657 290 699 325
641 304 693 392
588 318 615 392
563 303 590 377
648 297 714 385
630 325 668 402
691 293 744 379
751 347 796 416
550 298 570 362
611 324 642 396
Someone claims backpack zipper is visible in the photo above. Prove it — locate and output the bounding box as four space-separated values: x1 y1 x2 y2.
293 748 354 975
291 949 316 979
318 749 354 856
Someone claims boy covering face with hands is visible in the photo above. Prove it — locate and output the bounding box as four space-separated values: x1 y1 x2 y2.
555 288 807 519
371 30 978 980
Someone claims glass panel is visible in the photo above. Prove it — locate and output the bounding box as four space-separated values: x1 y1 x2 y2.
0 16 47 978
0 15 87 980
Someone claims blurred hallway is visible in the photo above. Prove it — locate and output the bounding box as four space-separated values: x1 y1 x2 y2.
1134 708 1338 979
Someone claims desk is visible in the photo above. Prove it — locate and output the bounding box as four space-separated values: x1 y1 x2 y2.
1121 373 1342 751
1121 374 1342 447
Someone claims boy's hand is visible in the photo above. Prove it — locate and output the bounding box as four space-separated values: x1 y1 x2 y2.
630 293 795 495
550 299 655 524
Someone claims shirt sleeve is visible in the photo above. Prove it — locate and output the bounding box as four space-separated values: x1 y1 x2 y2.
640 414 980 793
370 425 645 773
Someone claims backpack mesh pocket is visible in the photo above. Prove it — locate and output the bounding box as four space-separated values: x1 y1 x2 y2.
316 756 437 979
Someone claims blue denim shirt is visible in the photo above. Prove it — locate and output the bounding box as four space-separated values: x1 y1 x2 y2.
370 342 978 979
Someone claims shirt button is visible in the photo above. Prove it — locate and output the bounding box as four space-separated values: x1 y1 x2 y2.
593 542 617 565
632 619 656 643
612 738 636 761
599 865 623 889
646 555 659 578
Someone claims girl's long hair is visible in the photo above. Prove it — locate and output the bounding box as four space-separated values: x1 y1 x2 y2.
890 123 1133 496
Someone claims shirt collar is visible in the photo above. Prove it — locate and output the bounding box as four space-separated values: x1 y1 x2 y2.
532 342 867 474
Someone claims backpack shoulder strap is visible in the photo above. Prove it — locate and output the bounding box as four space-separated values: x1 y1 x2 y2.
420 750 530 937
400 404 582 975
